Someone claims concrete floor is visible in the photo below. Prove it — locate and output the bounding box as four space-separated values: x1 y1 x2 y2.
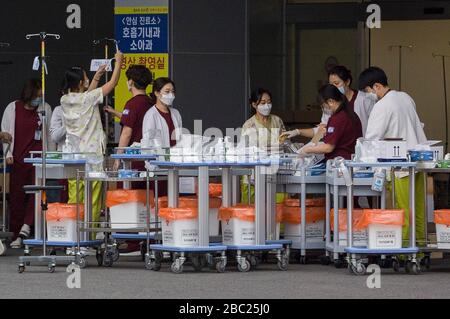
1 248 449 299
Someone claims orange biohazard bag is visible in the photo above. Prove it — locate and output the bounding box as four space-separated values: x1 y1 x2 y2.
276 204 283 223
284 197 326 208
330 209 365 232
158 196 222 209
106 189 154 208
434 210 450 226
281 206 325 224
357 209 404 229
218 205 255 222
158 207 198 221
46 203 84 221
196 183 222 197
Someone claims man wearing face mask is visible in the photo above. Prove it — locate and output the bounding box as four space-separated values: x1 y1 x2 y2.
358 66 427 246
1 78 55 248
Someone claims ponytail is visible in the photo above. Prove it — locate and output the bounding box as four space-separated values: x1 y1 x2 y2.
61 66 86 94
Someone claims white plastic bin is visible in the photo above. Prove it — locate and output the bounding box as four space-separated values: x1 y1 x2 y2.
159 207 199 247
331 209 368 247
219 205 255 245
434 210 450 249
46 203 84 242
359 209 404 250
282 206 325 243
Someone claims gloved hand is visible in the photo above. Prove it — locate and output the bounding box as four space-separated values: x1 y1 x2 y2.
279 129 300 141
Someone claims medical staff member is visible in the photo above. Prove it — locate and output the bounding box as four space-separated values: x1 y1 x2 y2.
60 52 122 228
1 79 55 248
142 77 181 196
113 65 153 189
299 84 362 159
359 66 427 245
241 88 286 203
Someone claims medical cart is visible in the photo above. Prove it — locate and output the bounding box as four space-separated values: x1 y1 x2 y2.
0 143 12 256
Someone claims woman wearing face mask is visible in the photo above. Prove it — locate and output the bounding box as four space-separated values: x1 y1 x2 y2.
142 77 181 148
1 78 55 248
241 88 287 203
300 84 362 160
60 51 123 231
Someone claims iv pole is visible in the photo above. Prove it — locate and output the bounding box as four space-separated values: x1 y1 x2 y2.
18 32 70 273
389 44 413 91
433 53 450 154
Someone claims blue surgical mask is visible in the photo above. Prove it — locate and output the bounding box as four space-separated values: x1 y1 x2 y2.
30 97 43 107
337 86 345 95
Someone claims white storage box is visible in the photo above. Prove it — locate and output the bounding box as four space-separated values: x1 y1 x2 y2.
434 210 450 249
367 224 402 249
46 203 83 242
378 140 407 160
282 206 325 243
159 207 199 247
219 205 255 245
331 209 367 247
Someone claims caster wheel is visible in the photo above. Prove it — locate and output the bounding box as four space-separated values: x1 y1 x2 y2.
334 259 345 269
248 255 258 268
48 266 56 273
154 251 164 262
392 259 400 272
349 263 366 276
237 258 251 272
18 265 25 273
0 241 5 256
103 252 114 267
191 256 203 272
77 257 87 269
277 258 288 271
216 261 226 273
320 256 332 266
96 253 103 266
112 249 120 262
409 262 421 275
299 256 307 265
171 261 183 274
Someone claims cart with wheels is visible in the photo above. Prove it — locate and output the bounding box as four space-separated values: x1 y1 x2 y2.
324 161 386 268
18 154 103 272
275 160 326 264
344 161 421 275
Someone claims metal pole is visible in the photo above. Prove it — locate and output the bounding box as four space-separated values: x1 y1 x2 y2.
2 144 10 232
443 57 448 154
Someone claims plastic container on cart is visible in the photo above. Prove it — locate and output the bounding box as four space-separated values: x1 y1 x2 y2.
46 203 84 242
158 196 222 236
219 205 256 245
195 183 223 198
434 210 450 249
159 207 199 247
106 189 155 230
282 206 325 243
357 209 404 249
284 197 326 208
330 209 367 247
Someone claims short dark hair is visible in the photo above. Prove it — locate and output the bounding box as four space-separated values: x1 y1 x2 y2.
328 65 353 86
61 66 86 93
318 84 359 123
358 66 388 90
249 88 272 105
126 65 153 90
20 78 42 104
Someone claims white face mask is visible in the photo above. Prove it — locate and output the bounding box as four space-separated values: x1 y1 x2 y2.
337 86 345 95
160 92 175 106
368 92 378 101
257 103 272 116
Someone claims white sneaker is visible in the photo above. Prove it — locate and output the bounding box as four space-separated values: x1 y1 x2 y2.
19 224 31 238
10 237 23 249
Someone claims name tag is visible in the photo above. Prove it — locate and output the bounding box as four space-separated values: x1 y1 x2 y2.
34 130 42 141
327 127 335 133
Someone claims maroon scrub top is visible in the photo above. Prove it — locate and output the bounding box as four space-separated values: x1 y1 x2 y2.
13 101 42 163
323 109 362 160
120 94 152 145
155 106 176 147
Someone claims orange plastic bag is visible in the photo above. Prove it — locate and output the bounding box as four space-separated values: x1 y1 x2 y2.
330 209 365 232
284 197 326 208
47 203 84 221
196 183 222 197
281 206 325 224
218 205 255 222
434 210 450 226
106 189 154 208
276 204 283 223
357 209 404 229
158 207 198 221
158 196 222 209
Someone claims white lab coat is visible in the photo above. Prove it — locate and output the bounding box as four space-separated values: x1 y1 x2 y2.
318 91 376 136
142 105 183 148
49 105 66 151
365 90 427 149
1 101 55 159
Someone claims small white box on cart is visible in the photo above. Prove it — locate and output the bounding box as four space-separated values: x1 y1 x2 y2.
281 205 326 243
219 205 256 245
46 203 84 242
159 207 199 247
331 209 368 247
106 190 155 231
434 210 450 249
359 209 404 250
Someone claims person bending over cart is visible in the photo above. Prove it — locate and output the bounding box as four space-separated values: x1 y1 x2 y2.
1 79 55 248
60 52 123 232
